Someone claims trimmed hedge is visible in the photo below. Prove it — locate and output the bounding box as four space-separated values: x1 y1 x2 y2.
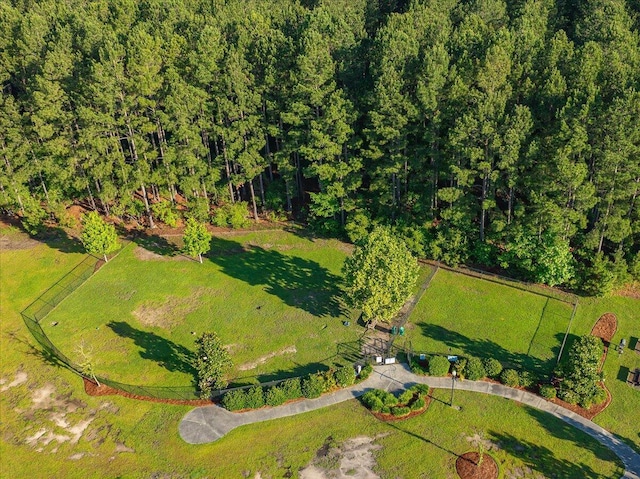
483 358 503 378
265 385 287 407
539 384 557 399
302 373 326 399
245 385 265 409
335 365 356 387
501 369 520 387
465 357 486 381
280 378 302 400
221 389 246 411
428 355 451 376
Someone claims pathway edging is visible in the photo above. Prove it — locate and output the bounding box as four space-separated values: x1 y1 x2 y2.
179 363 640 479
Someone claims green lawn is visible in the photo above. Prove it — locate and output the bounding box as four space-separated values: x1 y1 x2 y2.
405 269 574 376
41 230 361 388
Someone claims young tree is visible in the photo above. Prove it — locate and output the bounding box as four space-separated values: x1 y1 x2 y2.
558 335 604 407
194 331 232 399
342 226 419 326
80 211 119 262
182 217 212 263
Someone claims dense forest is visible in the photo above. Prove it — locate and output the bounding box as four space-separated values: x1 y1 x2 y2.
1 0 639 294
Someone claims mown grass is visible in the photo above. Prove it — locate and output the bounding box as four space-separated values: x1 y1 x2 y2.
405 269 574 376
41 230 361 388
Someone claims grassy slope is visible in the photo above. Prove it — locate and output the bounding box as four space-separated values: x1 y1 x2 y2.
406 269 574 375
41 230 360 387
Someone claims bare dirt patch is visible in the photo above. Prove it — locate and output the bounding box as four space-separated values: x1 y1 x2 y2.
455 451 499 479
132 287 213 329
133 245 189 261
237 346 297 371
0 371 28 391
299 436 384 479
0 232 40 250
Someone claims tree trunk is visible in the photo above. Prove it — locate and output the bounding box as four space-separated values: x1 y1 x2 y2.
248 180 259 221
198 253 202 264
140 182 155 228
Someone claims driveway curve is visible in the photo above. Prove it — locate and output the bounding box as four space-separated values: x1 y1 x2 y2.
179 363 640 479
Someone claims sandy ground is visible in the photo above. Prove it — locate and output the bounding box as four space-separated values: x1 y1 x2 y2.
299 436 384 479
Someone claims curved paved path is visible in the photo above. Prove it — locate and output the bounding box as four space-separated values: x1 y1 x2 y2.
179 363 640 479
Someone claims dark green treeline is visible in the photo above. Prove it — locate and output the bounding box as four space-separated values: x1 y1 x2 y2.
1 0 639 294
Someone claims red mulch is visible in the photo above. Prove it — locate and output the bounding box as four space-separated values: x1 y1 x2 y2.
369 394 432 422
455 452 498 479
83 378 212 406
548 381 612 420
591 313 617 345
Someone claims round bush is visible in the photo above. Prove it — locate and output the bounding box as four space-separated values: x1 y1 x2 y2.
334 366 356 387
428 356 451 376
410 359 427 375
222 389 247 411
245 385 265 409
539 384 557 399
357 363 373 381
409 384 430 395
501 369 520 387
464 357 486 381
411 397 426 411
302 373 326 399
265 386 287 407
362 391 385 412
519 370 537 389
280 378 302 400
483 358 503 378
455 358 467 376
391 406 411 417
397 389 414 405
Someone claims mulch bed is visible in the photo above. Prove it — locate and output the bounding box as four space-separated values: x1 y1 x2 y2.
83 378 212 406
369 394 432 422
548 381 612 420
455 451 498 479
591 313 617 345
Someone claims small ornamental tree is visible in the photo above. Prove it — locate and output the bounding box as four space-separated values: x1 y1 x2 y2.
558 335 604 406
194 332 232 398
80 211 120 262
342 226 419 326
182 217 212 263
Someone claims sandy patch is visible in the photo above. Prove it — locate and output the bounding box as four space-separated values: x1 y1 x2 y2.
237 346 297 371
300 436 383 479
0 233 40 250
133 245 190 261
1 371 28 392
132 287 213 329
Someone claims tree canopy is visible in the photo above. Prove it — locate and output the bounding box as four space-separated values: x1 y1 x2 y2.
80 211 119 262
1 0 639 294
194 331 233 398
342 226 419 324
182 218 212 263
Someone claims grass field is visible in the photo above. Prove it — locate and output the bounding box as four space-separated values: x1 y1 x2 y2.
40 229 361 388
1 224 636 478
405 269 575 376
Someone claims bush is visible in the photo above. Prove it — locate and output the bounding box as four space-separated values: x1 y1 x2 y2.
302 373 326 399
410 358 427 375
362 392 384 412
593 385 608 405
357 363 373 382
501 369 520 387
334 366 356 387
397 390 414 405
280 378 302 400
411 397 426 411
539 384 557 399
455 358 467 376
151 200 179 227
265 386 287 407
465 357 486 381
409 384 430 395
322 369 337 391
222 389 246 411
558 389 580 405
519 370 536 389
483 358 503 378
391 406 411 417
186 197 210 223
245 385 265 409
228 202 251 228
428 356 451 376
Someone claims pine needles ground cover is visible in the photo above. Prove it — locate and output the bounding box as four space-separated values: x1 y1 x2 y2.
41 230 361 388
406 269 574 376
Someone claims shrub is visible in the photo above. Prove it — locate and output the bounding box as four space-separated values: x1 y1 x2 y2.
465 357 486 381
539 384 557 399
483 358 503 378
265 386 287 407
302 373 326 399
409 384 430 395
280 378 302 400
593 385 608 405
222 389 246 411
357 363 373 382
334 366 356 387
151 200 179 227
428 356 451 376
362 391 384 412
186 197 210 223
455 358 467 376
501 369 520 387
245 385 265 409
410 359 427 375
558 389 579 405
211 206 229 227
557 335 604 407
322 369 338 391
519 370 536 389
398 389 414 405
228 202 251 228
411 397 426 411
391 406 411 417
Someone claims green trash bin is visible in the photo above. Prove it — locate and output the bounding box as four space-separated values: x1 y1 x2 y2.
399 326 405 336
391 326 397 335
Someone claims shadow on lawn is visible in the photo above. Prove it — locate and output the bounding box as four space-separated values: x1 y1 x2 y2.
229 361 331 387
208 236 344 318
107 321 196 380
386 422 461 458
488 430 619 478
419 324 554 375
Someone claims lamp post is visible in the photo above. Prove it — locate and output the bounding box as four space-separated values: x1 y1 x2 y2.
450 369 457 407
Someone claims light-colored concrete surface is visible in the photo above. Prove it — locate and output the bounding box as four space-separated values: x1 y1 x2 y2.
179 363 640 478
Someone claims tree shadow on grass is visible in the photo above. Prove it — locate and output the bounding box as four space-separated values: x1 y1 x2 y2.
208 236 345 318
488 430 621 478
419 323 553 375
385 422 462 458
229 361 331 388
124 228 181 257
107 321 196 380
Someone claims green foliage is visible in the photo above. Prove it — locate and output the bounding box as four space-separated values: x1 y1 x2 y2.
194 331 232 398
344 210 371 243
212 203 250 229
428 356 451 377
397 389 414 405
302 373 326 399
342 226 419 323
391 406 411 417
454 358 467 376
409 384 430 395
80 211 120 260
265 385 287 407
222 389 246 411
539 384 557 399
465 357 487 381
558 335 604 407
500 369 520 387
357 363 373 381
334 365 356 387
361 389 399 412
483 358 503 378
21 199 48 236
244 385 265 409
280 378 302 400
410 397 426 411
182 217 212 263
186 198 210 223
519 370 537 389
410 358 428 375
152 200 179 227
